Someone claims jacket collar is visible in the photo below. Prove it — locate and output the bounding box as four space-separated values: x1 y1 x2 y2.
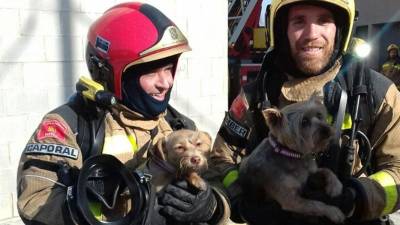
281 60 341 102
111 103 166 130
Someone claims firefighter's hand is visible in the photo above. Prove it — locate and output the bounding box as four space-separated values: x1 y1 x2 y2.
159 179 218 223
304 175 361 218
312 186 357 217
231 195 284 225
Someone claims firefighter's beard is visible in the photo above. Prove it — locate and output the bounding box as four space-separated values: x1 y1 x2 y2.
389 53 398 60
291 40 334 76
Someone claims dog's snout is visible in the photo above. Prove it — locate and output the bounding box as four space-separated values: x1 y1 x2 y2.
190 156 201 165
319 124 334 139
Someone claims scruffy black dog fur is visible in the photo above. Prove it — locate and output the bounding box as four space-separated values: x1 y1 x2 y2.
239 95 345 223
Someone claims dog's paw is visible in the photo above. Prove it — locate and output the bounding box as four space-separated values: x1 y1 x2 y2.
192 178 207 191
325 206 346 224
325 177 343 197
186 172 207 191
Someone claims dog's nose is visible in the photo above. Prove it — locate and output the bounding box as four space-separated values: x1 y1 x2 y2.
190 156 201 165
319 125 334 138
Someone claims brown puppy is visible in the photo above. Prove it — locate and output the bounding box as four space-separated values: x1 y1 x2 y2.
145 129 212 192
239 95 346 223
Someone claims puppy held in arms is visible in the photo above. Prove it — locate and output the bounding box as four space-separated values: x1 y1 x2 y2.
145 129 212 192
239 95 346 223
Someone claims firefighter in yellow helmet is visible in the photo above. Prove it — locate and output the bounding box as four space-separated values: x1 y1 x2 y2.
207 0 400 224
381 43 400 87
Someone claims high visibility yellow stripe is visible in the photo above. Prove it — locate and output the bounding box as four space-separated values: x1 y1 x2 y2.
223 170 239 188
103 135 130 154
342 113 352 130
327 113 352 130
89 201 102 220
128 134 138 153
103 134 136 155
369 171 398 215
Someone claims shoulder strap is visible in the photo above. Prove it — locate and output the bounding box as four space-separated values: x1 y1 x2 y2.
242 80 269 152
339 56 373 134
165 104 197 131
244 50 286 152
53 93 106 161
320 56 390 177
323 56 372 134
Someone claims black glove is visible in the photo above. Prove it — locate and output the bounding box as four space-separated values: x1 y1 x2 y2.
303 175 364 223
231 194 285 225
159 179 218 223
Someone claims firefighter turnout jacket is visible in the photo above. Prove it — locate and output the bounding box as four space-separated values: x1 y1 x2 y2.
381 58 400 88
208 58 400 223
17 100 230 225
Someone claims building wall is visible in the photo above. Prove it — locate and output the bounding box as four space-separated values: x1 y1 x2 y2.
355 0 400 70
0 0 228 222
356 0 400 26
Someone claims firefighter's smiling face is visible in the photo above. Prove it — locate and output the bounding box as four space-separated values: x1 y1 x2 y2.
139 63 174 101
287 4 337 76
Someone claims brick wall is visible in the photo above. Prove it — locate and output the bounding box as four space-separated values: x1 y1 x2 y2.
0 0 227 221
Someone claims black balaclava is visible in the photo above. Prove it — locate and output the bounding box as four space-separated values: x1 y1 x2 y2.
122 55 178 119
273 2 348 78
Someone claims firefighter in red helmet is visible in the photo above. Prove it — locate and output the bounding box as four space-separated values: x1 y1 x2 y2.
17 2 229 225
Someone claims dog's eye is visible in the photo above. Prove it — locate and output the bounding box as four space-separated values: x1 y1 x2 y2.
174 145 185 152
301 117 310 127
196 141 202 147
316 112 323 120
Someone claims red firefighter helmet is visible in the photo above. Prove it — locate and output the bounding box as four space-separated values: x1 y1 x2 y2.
86 2 191 99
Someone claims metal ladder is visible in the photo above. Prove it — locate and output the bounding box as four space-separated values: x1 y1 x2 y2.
228 0 258 47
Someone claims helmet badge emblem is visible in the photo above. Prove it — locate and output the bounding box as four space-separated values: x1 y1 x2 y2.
169 27 178 40
95 36 110 54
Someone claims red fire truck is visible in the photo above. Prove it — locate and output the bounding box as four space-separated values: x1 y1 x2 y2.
228 0 269 106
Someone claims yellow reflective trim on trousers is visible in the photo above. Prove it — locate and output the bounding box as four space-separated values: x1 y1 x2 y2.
89 201 102 220
327 113 352 130
369 171 398 215
128 134 138 153
223 170 239 188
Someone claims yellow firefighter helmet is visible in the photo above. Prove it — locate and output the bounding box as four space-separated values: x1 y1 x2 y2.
267 0 356 53
387 44 399 52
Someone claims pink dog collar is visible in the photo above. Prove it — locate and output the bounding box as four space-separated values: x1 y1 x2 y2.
268 137 302 159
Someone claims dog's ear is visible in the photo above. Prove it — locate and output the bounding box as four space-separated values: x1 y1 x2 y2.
153 137 167 161
262 108 283 128
200 131 212 148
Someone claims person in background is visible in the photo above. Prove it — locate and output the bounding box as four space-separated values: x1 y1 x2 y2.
381 43 400 88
